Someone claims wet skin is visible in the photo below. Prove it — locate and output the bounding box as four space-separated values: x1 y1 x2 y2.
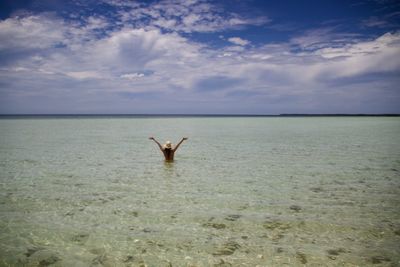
149 137 188 161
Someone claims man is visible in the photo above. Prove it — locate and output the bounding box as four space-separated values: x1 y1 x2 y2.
149 137 188 161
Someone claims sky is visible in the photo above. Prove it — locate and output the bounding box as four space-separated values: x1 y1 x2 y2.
0 0 399 114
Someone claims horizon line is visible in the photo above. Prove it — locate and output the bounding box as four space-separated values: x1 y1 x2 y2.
0 113 399 117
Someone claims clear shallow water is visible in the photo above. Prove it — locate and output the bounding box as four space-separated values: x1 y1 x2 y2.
0 116 399 266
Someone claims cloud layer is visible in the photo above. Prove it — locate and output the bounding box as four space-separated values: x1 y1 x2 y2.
0 0 399 114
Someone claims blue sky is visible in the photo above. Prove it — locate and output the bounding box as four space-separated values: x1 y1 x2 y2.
0 0 399 114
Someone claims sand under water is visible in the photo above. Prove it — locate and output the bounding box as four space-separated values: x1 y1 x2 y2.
0 116 399 266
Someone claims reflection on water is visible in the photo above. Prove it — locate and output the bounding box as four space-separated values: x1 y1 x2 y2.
0 117 399 266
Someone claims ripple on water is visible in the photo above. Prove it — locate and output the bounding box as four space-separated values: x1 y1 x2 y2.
1 117 400 266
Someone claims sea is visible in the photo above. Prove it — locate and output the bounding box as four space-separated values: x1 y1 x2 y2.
0 116 399 266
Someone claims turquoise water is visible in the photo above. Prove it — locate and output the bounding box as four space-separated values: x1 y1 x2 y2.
0 117 399 266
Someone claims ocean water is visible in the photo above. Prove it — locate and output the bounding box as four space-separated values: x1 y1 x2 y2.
0 116 399 266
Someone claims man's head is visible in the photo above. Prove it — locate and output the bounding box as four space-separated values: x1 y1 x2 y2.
164 141 172 149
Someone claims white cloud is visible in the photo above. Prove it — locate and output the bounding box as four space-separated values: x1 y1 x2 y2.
362 17 389 28
86 28 202 76
361 11 400 28
228 37 250 46
0 14 66 50
0 6 399 114
66 71 101 80
107 0 269 33
120 73 145 79
224 45 246 52
85 16 109 31
310 32 400 79
290 28 362 51
183 14 200 26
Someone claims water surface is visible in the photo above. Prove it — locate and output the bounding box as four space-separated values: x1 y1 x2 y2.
0 117 399 266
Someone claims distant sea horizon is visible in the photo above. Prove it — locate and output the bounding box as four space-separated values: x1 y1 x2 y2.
0 113 399 118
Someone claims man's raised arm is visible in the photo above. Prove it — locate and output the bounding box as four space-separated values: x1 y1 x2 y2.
173 137 188 152
149 137 163 151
